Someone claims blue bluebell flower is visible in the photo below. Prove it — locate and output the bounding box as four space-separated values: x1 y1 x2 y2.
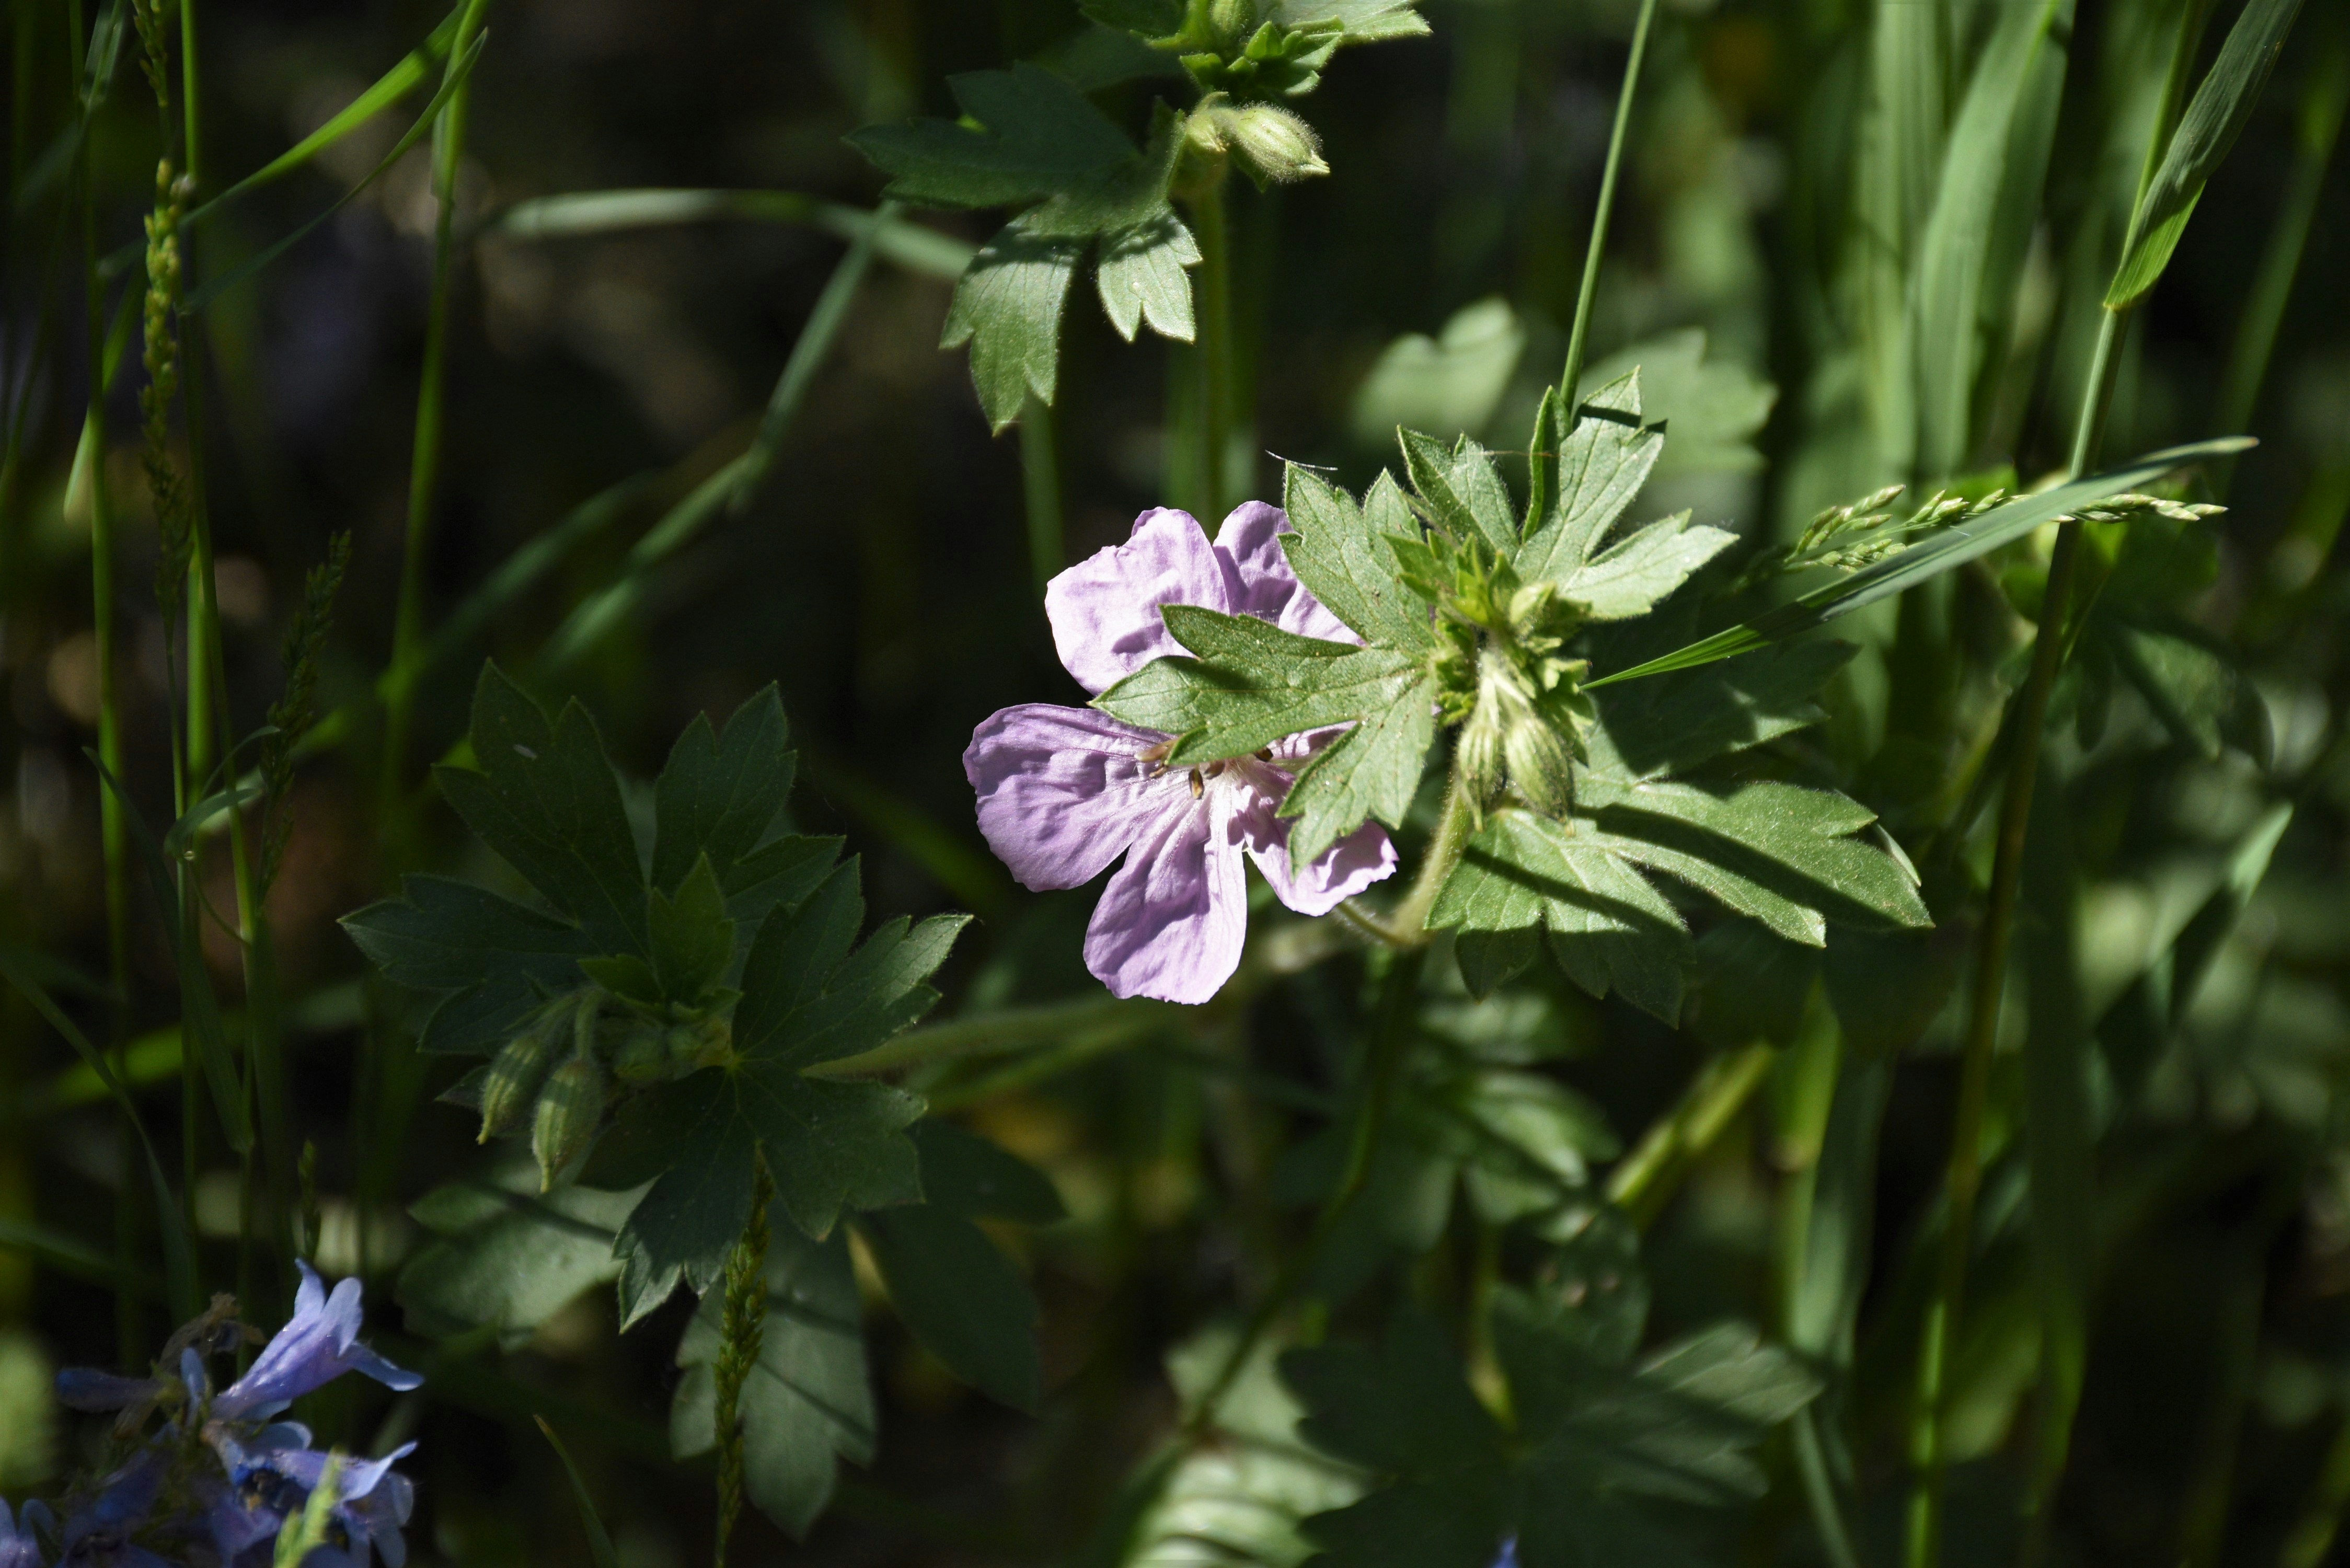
48 1263 423 1568
1 1498 54 1568
210 1265 421 1424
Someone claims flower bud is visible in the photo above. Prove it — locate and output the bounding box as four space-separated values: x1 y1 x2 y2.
608 1017 670 1085
533 1053 608 1192
477 1003 566 1142
1205 0 1257 51
1209 103 1329 187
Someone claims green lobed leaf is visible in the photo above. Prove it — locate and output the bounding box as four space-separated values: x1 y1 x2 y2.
1099 208 1201 343
433 663 647 958
1095 605 1438 866
595 862 966 1324
2106 0 2308 308
1399 430 1518 554
1580 776 1930 940
1518 372 1661 585
1278 467 1439 651
942 222 1085 431
1081 0 1189 44
647 855 735 1004
1270 0 1429 45
398 1163 641 1347
1576 332 1773 479
672 1221 874 1538
1282 1284 1819 1568
650 685 796 897
856 1205 1042 1410
1584 639 1856 780
1427 811 1689 1021
846 64 1135 210
1557 512 1737 622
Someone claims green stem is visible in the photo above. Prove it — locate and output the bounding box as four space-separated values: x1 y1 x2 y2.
1908 9 2213 1562
713 1154 776 1568
1339 755 1476 948
1794 1409 1865 1568
1559 0 1661 403
1186 949 1424 1437
1605 1042 1776 1227
1192 176 1234 521
1020 393 1064 599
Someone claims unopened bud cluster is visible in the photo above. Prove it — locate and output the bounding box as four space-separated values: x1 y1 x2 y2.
476 985 733 1189
1183 96 1330 190
1419 537 1596 820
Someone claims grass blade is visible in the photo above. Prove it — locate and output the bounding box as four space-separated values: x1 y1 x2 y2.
492 188 973 280
180 28 487 312
0 946 197 1318
2106 0 2309 308
1588 436 2254 687
535 1416 624 1568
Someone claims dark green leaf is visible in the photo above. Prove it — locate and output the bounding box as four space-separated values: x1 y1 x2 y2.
2107 0 2308 307
942 222 1084 432
1080 0 1187 41
433 663 647 957
847 64 1134 210
1270 0 1429 44
648 855 735 1004
673 1222 874 1538
911 1120 1066 1222
399 1165 640 1346
651 685 794 896
343 876 595 1055
856 1205 1042 1409
598 864 965 1322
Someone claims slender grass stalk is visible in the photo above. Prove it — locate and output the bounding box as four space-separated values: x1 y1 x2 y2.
1558 0 1661 405
1907 8 2215 1564
1020 393 1064 599
362 0 489 1284
1191 177 1234 522
379 0 490 845
2211 25 2347 499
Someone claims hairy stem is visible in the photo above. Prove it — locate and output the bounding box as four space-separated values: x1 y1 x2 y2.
1559 0 1661 403
713 1154 776 1567
1339 755 1476 947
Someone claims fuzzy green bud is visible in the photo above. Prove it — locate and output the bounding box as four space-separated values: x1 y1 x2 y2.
1458 640 1592 818
477 1002 567 1142
1208 103 1329 187
1204 0 1257 51
533 1052 608 1192
608 1017 671 1086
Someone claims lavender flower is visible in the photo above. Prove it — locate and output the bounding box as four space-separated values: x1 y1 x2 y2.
210 1264 421 1424
966 502 1397 1003
206 1433 416 1568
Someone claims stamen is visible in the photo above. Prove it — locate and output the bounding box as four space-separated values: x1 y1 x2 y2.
1255 747 1273 762
1189 768 1204 798
1138 739 1176 766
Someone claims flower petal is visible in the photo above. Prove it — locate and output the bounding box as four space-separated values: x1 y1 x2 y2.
53 1369 165 1413
214 1262 418 1421
966 705 1188 891
1044 508 1240 693
1248 817 1399 916
1082 793 1246 1004
1215 501 1358 646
